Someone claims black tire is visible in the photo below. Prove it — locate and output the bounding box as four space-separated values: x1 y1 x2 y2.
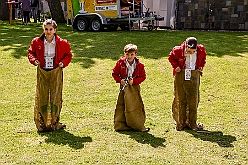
148 25 153 31
75 17 89 31
90 18 103 32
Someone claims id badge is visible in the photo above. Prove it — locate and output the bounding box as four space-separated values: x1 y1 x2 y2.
185 69 191 80
45 56 54 69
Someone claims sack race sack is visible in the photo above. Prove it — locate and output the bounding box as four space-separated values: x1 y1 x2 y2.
114 85 146 131
34 66 63 131
172 69 200 130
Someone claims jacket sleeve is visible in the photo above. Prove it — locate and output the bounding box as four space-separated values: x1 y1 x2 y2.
112 60 122 83
60 40 72 68
198 44 207 68
28 39 38 65
168 46 180 69
133 63 146 85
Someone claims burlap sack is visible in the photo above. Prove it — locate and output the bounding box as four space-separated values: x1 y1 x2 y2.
172 69 200 130
114 85 146 131
34 66 63 131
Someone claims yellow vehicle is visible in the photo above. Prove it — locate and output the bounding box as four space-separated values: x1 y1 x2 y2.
72 0 163 31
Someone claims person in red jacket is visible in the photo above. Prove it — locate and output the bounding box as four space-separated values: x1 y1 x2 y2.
168 37 206 131
28 19 72 132
112 44 150 132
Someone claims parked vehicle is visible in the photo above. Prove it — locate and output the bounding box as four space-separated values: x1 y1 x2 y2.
71 0 164 31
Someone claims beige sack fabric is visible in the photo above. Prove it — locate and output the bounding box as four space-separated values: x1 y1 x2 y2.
172 69 200 130
114 85 146 131
34 66 63 131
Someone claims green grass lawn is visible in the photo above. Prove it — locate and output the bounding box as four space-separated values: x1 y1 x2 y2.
0 20 247 165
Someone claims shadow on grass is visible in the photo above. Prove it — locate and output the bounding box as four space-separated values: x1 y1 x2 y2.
185 130 236 147
38 129 92 149
1 21 248 69
118 131 166 148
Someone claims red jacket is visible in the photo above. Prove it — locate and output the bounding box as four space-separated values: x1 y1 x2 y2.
28 33 72 68
112 56 146 85
168 41 206 75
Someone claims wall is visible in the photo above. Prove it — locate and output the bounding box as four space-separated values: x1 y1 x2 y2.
176 0 248 30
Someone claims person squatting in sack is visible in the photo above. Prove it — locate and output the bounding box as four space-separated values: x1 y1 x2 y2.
28 19 72 132
112 44 150 132
168 37 207 131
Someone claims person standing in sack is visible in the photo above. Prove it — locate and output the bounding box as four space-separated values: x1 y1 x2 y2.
168 37 206 131
112 44 150 132
28 19 72 132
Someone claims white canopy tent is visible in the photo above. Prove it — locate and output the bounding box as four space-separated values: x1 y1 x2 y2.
143 0 176 28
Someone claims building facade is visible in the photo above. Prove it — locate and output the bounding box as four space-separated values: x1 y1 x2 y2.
176 0 248 30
